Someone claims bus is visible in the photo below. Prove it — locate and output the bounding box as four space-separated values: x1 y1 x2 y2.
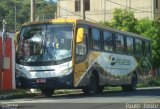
15 18 152 96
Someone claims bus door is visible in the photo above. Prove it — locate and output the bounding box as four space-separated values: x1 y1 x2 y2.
74 26 90 87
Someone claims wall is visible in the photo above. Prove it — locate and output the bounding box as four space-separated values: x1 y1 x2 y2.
57 0 159 22
154 0 160 20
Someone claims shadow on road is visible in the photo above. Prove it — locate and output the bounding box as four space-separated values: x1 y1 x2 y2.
32 87 160 100
2 87 160 109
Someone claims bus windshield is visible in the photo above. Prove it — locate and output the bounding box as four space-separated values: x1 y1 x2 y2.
16 24 73 64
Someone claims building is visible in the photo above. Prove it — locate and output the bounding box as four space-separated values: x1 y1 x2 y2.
57 0 160 22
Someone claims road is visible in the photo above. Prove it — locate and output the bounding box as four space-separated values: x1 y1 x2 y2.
0 87 160 109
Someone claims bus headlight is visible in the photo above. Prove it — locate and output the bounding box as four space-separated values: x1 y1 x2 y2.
16 69 27 78
57 67 72 77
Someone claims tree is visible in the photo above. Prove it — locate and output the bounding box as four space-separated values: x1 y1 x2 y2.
0 0 57 31
99 21 112 27
101 8 160 69
36 1 57 20
0 6 5 30
135 18 160 69
111 8 137 33
151 21 160 69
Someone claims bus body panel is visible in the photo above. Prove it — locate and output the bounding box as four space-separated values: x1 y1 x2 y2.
16 61 74 88
74 51 152 87
74 51 101 87
74 50 152 88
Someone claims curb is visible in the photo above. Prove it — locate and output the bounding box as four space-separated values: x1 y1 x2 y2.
0 93 14 100
0 91 42 100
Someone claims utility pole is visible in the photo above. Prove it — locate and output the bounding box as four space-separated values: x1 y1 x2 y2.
15 6 17 32
129 0 131 10
81 0 85 20
31 0 35 22
31 0 37 93
104 0 106 21
31 0 38 93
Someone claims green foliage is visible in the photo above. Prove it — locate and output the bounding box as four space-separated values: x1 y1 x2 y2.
138 77 160 87
135 19 160 68
0 0 57 31
111 8 137 32
101 8 160 69
99 21 112 27
135 19 158 38
36 1 57 20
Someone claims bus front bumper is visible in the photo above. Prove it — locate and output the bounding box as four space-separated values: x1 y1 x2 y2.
16 73 73 89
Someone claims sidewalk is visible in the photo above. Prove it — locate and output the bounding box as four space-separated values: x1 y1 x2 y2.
0 89 39 100
0 89 82 100
0 93 15 100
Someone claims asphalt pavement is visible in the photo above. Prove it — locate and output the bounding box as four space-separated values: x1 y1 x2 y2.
0 87 160 109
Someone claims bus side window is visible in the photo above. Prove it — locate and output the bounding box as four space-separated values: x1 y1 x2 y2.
145 41 151 57
92 28 101 50
142 40 146 56
115 33 125 53
76 28 88 63
103 31 113 52
126 36 134 54
88 28 92 49
135 38 143 56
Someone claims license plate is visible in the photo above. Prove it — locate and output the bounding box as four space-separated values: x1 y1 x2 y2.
36 79 46 83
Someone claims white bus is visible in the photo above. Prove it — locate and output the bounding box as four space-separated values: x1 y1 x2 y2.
16 18 152 96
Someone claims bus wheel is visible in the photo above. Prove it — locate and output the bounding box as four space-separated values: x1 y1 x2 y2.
40 88 54 97
83 73 98 95
122 73 138 91
98 86 104 93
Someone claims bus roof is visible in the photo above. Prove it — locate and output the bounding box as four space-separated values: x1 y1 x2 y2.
22 18 77 26
22 18 150 41
76 19 151 41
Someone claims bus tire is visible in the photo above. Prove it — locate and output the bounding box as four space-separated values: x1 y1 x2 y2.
122 73 138 91
83 73 98 95
98 86 104 93
40 88 54 97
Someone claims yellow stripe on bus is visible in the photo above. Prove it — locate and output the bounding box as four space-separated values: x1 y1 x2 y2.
22 18 78 26
49 18 77 23
74 51 101 87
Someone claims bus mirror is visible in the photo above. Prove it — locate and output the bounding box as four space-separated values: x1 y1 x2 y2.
76 28 84 43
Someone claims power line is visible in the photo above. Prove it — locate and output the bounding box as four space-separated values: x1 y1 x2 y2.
107 0 160 14
56 0 160 22
63 11 157 16
57 3 97 22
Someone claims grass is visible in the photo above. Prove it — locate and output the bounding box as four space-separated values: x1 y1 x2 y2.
104 86 122 91
138 77 160 88
104 77 160 91
0 89 82 99
0 89 38 99
54 89 81 95
0 89 26 95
